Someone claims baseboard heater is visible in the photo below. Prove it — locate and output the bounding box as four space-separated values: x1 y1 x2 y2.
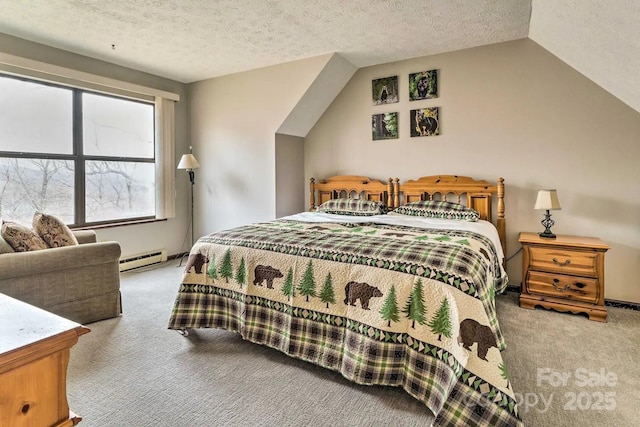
119 249 167 272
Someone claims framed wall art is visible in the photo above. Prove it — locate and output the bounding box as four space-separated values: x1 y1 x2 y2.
372 112 398 140
372 76 398 105
409 70 438 101
410 107 439 137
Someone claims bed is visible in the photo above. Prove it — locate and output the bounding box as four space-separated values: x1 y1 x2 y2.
168 175 521 427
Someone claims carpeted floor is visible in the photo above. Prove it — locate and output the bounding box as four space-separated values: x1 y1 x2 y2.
67 261 640 426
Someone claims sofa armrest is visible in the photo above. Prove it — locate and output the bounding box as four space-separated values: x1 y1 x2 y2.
0 241 121 280
73 230 97 244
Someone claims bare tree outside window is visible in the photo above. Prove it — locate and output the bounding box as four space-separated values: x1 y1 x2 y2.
85 161 154 222
0 158 74 224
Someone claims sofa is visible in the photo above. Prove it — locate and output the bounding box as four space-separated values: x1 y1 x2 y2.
0 230 122 324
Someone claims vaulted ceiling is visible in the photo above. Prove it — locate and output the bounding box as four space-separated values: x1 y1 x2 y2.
0 0 637 112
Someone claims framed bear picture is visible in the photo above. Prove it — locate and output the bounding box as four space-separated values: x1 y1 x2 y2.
410 107 439 137
372 76 399 105
409 70 438 101
372 112 398 140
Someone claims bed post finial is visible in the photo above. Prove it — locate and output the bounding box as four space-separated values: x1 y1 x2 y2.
497 177 506 262
386 178 393 209
393 178 400 209
497 177 505 219
309 178 316 211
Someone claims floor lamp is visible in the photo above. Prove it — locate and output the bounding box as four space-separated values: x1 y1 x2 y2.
177 147 200 266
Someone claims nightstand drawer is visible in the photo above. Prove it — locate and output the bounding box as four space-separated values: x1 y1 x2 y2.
529 246 598 277
526 271 598 304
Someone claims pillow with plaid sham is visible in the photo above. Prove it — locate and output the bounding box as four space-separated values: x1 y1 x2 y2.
315 198 386 216
391 200 480 221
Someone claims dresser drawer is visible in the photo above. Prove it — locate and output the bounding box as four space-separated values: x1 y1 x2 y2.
529 246 598 277
526 271 599 304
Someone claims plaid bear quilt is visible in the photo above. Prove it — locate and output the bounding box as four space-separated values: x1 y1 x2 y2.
168 214 522 426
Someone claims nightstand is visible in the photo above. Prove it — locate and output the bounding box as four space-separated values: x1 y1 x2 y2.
519 232 610 322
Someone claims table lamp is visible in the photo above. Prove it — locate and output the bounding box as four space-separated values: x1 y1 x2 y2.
534 189 561 238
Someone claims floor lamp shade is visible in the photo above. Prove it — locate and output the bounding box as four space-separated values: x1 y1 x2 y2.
177 154 200 171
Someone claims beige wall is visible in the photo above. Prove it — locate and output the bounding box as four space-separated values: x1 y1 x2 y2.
189 54 344 237
0 33 191 258
275 134 305 218
305 39 640 303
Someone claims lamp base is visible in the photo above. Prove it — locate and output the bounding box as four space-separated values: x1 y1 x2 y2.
539 210 557 239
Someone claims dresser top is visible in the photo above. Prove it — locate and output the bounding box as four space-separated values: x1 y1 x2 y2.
519 232 610 250
0 293 88 355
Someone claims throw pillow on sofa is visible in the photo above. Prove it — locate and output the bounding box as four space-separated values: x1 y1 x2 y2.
33 212 78 248
1 221 48 252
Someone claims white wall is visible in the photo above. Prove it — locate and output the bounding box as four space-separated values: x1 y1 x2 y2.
0 33 191 258
305 39 640 303
188 54 337 237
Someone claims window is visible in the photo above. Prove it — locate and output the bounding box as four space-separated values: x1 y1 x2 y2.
0 74 156 226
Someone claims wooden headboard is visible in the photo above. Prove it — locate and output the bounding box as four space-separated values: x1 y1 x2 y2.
309 175 393 210
308 174 506 257
394 175 506 256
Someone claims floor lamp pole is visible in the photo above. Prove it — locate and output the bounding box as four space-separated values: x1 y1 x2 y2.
179 170 196 267
189 170 195 249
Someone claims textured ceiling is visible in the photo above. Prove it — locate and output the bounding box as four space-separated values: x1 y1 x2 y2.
0 0 530 83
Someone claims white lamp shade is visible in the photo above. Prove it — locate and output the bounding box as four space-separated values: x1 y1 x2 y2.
177 154 200 170
534 189 561 210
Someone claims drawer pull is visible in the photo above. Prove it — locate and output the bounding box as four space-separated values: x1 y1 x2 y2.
552 278 570 292
552 257 571 267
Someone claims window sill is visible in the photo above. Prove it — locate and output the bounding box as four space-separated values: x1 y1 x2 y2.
72 218 167 231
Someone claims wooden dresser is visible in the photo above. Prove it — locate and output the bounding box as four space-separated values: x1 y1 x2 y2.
0 293 89 426
519 232 610 322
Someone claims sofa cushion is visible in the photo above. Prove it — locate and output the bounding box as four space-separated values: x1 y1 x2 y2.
1 221 48 252
0 233 15 254
33 212 78 248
